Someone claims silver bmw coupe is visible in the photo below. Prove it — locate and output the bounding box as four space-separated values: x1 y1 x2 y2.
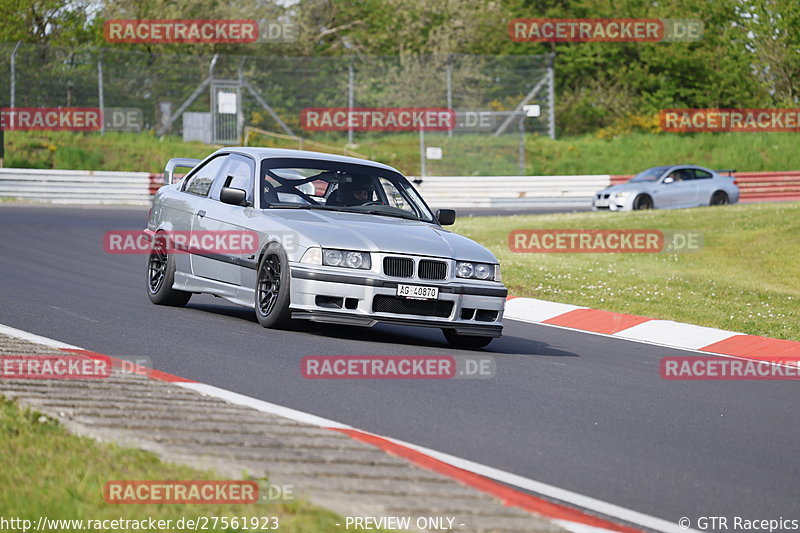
145 148 507 348
593 165 740 211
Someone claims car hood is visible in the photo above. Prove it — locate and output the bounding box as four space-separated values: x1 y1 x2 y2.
264 209 498 263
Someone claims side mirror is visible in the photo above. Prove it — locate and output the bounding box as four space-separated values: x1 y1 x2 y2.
220 187 247 206
663 176 675 184
436 208 456 226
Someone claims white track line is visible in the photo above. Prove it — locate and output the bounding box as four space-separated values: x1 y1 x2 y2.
0 324 81 350
0 322 698 533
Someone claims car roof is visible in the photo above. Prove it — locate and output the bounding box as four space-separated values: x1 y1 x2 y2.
660 164 714 172
214 147 401 174
636 165 716 177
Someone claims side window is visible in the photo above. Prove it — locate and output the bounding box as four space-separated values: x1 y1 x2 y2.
211 156 255 203
184 156 227 197
666 171 682 182
693 169 713 180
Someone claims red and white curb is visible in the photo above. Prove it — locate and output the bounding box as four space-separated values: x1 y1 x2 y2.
505 297 800 363
0 322 695 533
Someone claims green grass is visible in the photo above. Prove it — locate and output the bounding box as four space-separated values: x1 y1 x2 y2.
0 397 392 532
250 130 800 176
5 130 800 176
4 132 214 172
453 202 800 341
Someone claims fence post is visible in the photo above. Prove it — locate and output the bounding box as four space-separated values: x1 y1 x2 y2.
419 126 426 177
347 57 354 146
98 55 105 135
518 116 526 175
547 54 555 140
446 55 453 138
10 42 21 127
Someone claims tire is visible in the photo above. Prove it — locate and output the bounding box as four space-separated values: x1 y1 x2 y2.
146 233 191 307
710 191 729 206
632 194 653 210
255 242 292 329
442 329 493 350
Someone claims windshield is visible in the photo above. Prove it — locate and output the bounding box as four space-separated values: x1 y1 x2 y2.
629 166 670 182
260 158 435 223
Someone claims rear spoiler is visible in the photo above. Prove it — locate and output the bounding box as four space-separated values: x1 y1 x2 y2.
716 169 736 177
164 158 201 185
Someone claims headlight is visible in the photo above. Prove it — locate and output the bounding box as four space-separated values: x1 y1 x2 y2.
323 249 343 266
344 251 366 269
456 262 474 278
456 261 497 281
322 248 371 269
614 191 631 199
474 263 492 280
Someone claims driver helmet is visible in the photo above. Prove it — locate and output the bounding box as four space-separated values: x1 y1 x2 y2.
340 175 375 204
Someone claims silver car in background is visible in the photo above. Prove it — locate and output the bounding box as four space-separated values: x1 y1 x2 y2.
593 165 740 211
145 148 506 349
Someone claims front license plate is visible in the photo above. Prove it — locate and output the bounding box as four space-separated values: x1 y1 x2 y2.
396 284 439 300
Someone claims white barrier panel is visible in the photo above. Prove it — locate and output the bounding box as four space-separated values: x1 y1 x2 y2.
412 174 612 208
0 168 158 206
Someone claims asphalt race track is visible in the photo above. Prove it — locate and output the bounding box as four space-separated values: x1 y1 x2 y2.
1 204 797 527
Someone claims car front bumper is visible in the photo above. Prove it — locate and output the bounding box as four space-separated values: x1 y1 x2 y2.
592 195 632 211
288 265 506 337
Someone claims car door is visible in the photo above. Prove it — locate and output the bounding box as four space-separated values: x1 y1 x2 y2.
657 168 697 208
691 168 714 205
174 154 228 275
190 154 256 286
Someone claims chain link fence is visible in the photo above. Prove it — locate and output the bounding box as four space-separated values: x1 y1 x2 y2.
0 44 555 175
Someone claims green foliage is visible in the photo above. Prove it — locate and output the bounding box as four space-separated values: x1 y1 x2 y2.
1 0 798 135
